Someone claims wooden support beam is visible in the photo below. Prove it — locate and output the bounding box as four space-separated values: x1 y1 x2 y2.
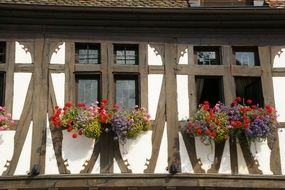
144 78 166 173
165 43 181 173
2 80 33 176
4 41 15 114
139 42 148 108
14 64 33 72
64 42 75 103
107 42 114 103
231 65 262 77
101 42 108 99
30 38 48 174
221 46 238 174
259 46 282 175
148 65 165 74
74 64 101 72
113 64 139 73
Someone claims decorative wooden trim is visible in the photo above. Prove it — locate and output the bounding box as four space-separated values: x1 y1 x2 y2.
165 43 181 172
30 38 49 174
4 41 15 114
144 77 166 173
237 134 262 174
64 42 75 103
221 46 238 174
17 41 34 64
139 42 148 108
80 141 100 174
2 79 33 176
259 46 282 175
207 141 226 174
181 132 205 173
1 174 285 189
48 41 64 64
48 74 71 174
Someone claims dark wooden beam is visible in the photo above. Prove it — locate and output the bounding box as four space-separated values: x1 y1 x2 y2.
0 174 285 189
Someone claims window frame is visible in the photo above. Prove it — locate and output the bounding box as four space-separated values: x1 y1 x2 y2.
233 46 260 66
113 73 140 108
194 46 221 65
0 42 6 64
75 43 101 64
75 73 101 105
113 44 139 65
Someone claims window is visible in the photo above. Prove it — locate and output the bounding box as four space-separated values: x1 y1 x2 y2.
75 43 100 64
0 42 6 64
76 74 100 106
233 47 259 66
235 77 264 106
194 47 221 65
0 73 5 105
114 44 138 65
114 74 139 109
196 76 224 107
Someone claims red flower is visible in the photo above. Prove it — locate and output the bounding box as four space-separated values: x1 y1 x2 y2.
65 102 72 108
236 97 242 103
101 99 108 105
72 133 77 138
78 130 83 135
211 132 217 138
67 127 73 132
232 100 238 106
246 99 253 105
113 104 120 110
77 102 86 107
251 105 257 109
205 129 211 136
197 128 203 135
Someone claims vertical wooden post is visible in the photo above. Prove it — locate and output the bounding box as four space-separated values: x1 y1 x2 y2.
165 43 181 172
139 42 148 108
107 42 114 104
259 46 282 175
64 42 75 103
5 41 15 114
222 46 238 174
30 38 49 174
101 42 108 100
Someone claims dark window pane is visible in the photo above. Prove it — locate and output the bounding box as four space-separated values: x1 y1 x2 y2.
114 44 138 65
75 43 100 64
0 42 6 64
0 73 4 105
115 76 138 109
235 77 264 106
76 75 100 106
196 76 224 107
195 47 220 65
233 47 259 66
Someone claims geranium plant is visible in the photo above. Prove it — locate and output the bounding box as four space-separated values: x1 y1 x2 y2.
184 97 279 144
0 106 15 131
185 101 230 144
51 99 151 145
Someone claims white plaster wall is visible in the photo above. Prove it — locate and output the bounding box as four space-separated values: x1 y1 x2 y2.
177 75 189 120
250 140 272 174
178 48 188 65
236 141 249 174
179 132 193 173
62 130 95 174
279 129 285 175
148 44 163 65
91 155 100 174
14 122 33 175
50 43 65 64
154 122 168 173
121 131 152 173
0 131 15 175
273 47 285 68
218 140 231 174
51 73 65 108
148 74 163 120
273 77 285 122
195 138 214 172
12 73 32 120
15 41 32 64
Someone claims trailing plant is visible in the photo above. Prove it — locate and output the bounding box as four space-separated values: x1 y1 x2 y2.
0 106 15 131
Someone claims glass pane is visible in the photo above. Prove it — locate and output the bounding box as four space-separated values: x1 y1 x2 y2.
235 77 264 106
78 79 98 106
88 49 99 64
78 49 88 64
116 80 136 109
236 52 255 66
196 77 223 107
116 50 125 64
197 51 217 65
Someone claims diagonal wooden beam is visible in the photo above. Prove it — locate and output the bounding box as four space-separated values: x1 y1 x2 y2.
2 79 33 176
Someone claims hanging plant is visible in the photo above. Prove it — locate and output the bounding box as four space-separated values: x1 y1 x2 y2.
0 106 15 131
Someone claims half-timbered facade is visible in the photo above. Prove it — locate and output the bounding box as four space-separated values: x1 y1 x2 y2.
1 0 285 189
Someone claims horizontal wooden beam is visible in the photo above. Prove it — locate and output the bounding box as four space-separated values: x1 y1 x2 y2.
176 65 225 76
148 65 165 74
49 64 65 73
232 65 262 77
113 65 139 73
272 68 285 77
14 64 33 72
0 174 284 189
74 64 101 72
